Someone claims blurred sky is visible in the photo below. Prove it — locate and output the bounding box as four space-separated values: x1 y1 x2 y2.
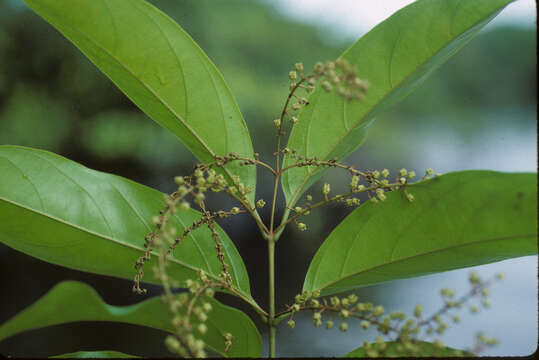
272 0 535 38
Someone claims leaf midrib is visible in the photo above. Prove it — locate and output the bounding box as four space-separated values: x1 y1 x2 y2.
312 232 536 292
285 4 504 206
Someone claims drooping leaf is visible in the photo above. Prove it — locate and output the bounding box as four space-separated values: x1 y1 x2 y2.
345 340 473 357
303 171 537 296
0 281 262 358
0 145 254 305
52 351 138 358
282 0 514 205
24 0 256 203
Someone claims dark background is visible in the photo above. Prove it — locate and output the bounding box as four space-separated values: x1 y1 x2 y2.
0 0 536 357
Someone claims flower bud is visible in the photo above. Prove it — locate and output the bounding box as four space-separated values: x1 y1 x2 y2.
180 201 190 211
399 177 406 185
399 168 408 177
322 81 332 92
297 222 307 231
406 193 415 202
256 199 266 208
289 71 297 80
197 323 208 335
273 119 281 128
408 170 416 179
174 176 184 185
322 183 331 195
340 322 348 332
231 207 240 215
295 62 304 72
291 116 299 124
381 169 390 178
326 320 334 329
414 304 422 318
426 168 434 176
340 309 350 319
360 320 370 330
194 192 205 204
287 319 295 329
203 302 212 312
372 170 380 179
373 305 384 316
350 175 360 190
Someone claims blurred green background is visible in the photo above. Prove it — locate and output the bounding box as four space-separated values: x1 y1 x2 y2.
0 0 536 357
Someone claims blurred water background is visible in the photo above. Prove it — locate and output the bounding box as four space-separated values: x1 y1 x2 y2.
0 0 536 357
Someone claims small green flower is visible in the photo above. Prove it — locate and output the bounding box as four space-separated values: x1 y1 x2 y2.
256 199 266 208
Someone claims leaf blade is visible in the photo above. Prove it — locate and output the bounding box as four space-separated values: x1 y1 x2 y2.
24 0 256 202
282 0 514 205
0 145 252 301
303 171 537 295
0 281 262 358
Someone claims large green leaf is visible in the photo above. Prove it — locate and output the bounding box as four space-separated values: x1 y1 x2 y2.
52 351 138 358
0 145 253 303
24 0 256 203
282 0 514 205
0 281 262 358
303 171 537 296
345 340 473 357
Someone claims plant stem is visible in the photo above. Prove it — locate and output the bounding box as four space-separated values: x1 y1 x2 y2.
268 237 276 358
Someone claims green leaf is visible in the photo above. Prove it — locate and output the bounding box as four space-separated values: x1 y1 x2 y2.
0 145 254 304
24 0 256 203
345 340 473 357
282 0 514 205
303 171 537 296
0 281 262 358
52 351 138 358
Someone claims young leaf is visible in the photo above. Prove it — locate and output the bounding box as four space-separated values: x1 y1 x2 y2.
0 145 254 304
52 351 138 358
345 340 473 357
0 281 262 358
303 171 537 296
282 0 514 206
24 0 256 203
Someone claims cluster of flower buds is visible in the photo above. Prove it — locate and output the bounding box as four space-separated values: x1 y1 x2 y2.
275 59 369 134
162 270 225 358
285 271 503 357
280 161 440 233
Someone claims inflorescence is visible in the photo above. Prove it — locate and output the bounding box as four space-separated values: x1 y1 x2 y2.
131 60 494 358
283 271 504 357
